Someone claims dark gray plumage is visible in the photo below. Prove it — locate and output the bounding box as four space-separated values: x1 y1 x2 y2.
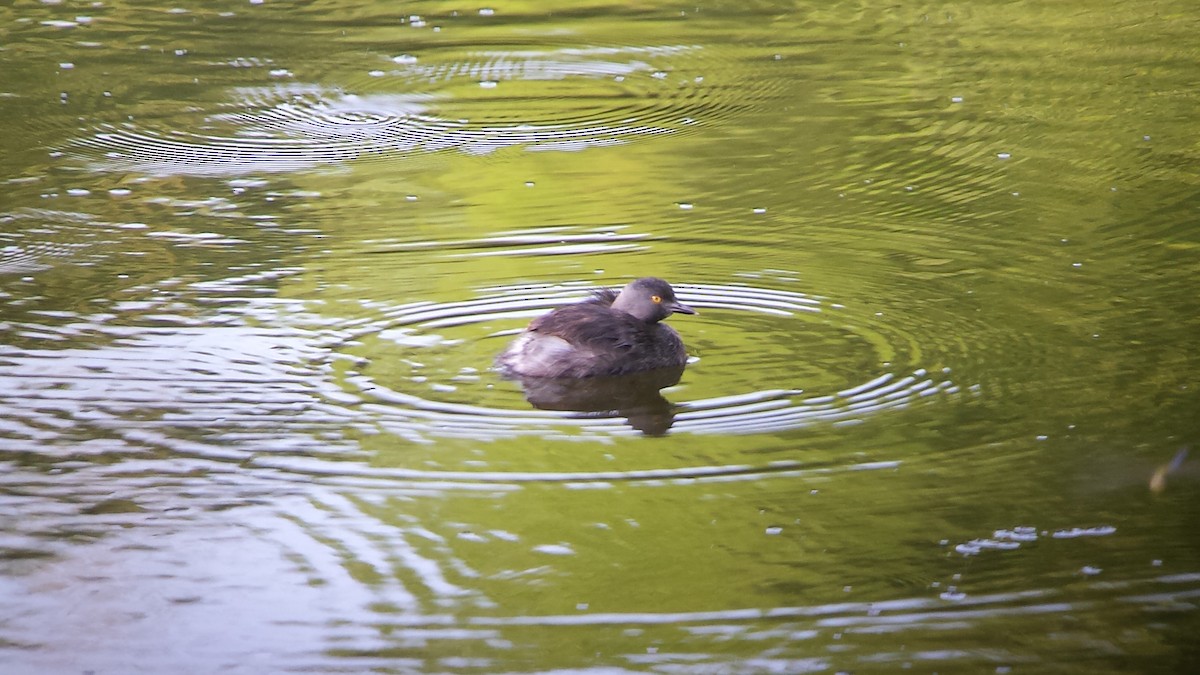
496 277 696 378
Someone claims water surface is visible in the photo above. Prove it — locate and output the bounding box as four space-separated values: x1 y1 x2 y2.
2 0 1198 672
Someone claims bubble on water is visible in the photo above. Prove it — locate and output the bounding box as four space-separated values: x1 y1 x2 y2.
940 588 967 601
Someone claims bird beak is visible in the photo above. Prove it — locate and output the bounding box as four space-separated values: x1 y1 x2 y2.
670 300 697 315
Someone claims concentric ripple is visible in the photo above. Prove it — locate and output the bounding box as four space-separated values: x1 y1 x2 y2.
69 41 780 176
367 225 652 259
337 282 968 442
0 209 120 275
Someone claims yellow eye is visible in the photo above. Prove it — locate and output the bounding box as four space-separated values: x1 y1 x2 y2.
651 295 662 303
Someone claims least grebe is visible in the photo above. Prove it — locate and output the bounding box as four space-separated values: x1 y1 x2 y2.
496 277 696 378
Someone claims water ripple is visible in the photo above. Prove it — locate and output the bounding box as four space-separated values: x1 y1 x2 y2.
67 41 774 176
341 281 967 441
0 209 127 275
0 272 971 474
368 225 652 259
248 455 901 486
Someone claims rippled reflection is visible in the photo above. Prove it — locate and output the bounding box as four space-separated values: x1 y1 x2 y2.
69 40 762 176
511 367 685 436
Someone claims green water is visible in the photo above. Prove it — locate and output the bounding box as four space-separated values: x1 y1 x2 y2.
2 0 1198 672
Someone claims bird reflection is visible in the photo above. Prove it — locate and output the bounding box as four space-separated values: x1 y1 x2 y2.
1150 446 1190 494
511 366 685 436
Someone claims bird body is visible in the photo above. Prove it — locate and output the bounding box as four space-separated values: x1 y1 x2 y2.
496 278 696 379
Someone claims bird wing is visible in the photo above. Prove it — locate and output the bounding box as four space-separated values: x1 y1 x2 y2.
528 304 644 352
